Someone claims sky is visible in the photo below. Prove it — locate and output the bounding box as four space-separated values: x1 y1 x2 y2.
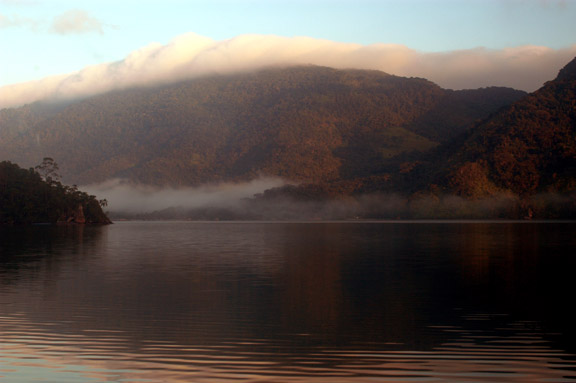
1 0 576 108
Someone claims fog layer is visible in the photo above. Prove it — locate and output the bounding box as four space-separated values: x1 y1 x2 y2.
82 177 285 214
83 177 576 220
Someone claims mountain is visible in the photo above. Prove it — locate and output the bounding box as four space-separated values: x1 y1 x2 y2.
233 58 576 220
0 66 525 186
435 56 576 198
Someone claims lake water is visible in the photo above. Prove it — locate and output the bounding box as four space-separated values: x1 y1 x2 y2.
1 221 575 382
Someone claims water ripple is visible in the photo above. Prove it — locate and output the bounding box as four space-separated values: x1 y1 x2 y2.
1 313 576 382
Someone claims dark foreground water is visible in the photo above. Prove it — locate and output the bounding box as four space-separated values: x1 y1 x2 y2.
1 221 575 382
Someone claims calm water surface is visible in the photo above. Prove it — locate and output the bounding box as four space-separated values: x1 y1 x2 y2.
1 221 575 382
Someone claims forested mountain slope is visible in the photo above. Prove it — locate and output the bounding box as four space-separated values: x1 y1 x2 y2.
434 56 576 198
0 66 525 186
231 58 576 219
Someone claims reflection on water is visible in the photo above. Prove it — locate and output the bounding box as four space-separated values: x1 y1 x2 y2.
1 221 575 382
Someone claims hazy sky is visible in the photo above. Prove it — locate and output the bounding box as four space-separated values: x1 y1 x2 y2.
1 0 576 108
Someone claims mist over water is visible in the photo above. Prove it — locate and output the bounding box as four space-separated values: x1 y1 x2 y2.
82 177 285 214
82 176 576 220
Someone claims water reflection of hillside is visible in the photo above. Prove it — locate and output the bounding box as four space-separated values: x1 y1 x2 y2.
0 223 451 350
453 222 576 353
1 222 575 382
0 224 108 287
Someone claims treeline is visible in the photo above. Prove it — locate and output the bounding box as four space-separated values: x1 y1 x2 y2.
0 160 111 224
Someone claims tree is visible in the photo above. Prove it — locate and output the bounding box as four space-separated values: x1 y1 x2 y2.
35 157 62 184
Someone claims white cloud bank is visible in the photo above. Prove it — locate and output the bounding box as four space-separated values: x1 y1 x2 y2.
1 33 576 109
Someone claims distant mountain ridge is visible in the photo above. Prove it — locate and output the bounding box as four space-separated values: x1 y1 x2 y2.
0 66 525 187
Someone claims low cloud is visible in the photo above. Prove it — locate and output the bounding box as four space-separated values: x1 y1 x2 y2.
82 177 285 214
0 8 107 35
0 12 38 30
1 32 575 109
50 9 105 35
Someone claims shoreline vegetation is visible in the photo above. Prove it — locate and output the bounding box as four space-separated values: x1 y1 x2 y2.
0 160 111 225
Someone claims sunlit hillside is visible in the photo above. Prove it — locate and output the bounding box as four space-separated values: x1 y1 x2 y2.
0 66 525 187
